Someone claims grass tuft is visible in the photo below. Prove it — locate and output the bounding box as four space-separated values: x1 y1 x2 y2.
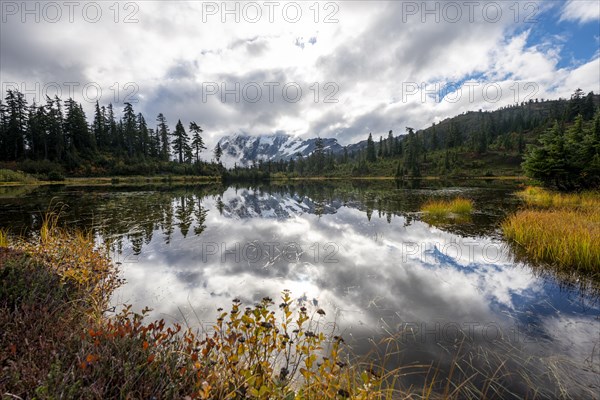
421 197 474 218
39 201 67 244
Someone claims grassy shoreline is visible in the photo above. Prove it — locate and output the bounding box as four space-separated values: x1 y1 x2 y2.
0 174 221 187
0 175 528 186
0 167 527 187
271 176 527 182
502 187 600 274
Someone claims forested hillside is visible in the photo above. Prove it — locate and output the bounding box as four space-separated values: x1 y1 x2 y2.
0 91 222 178
225 89 599 184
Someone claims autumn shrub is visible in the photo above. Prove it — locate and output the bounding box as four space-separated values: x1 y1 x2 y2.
0 211 121 397
54 292 400 399
0 249 97 396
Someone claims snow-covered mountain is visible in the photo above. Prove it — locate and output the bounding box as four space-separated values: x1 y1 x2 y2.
215 133 344 167
216 188 343 219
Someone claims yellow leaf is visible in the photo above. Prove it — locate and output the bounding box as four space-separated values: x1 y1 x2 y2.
259 385 269 397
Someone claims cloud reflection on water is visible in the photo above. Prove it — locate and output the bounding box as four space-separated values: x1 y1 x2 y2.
108 186 599 396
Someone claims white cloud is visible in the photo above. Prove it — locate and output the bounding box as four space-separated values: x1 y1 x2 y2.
554 57 600 95
560 0 600 23
1 0 598 149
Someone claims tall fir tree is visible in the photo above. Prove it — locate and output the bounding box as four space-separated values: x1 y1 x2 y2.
93 101 107 150
189 121 206 163
387 130 394 156
172 119 191 163
313 137 325 172
403 127 421 176
3 89 28 160
46 95 65 161
106 103 118 149
122 102 137 158
137 113 149 157
156 113 170 161
366 133 376 162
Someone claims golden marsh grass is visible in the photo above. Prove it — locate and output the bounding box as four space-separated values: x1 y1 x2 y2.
503 187 600 273
517 186 600 210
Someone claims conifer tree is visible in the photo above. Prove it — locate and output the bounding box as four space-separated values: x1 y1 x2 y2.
387 130 394 156
189 121 206 163
157 113 170 161
172 119 191 163
366 133 376 162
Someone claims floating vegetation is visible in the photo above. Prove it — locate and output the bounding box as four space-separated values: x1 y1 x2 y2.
421 198 474 217
420 198 474 226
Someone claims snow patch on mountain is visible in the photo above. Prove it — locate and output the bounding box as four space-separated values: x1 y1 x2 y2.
215 132 344 168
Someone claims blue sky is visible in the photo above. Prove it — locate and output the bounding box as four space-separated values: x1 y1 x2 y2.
527 1 599 69
1 0 599 147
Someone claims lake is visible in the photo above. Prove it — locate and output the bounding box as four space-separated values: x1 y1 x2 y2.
1 180 598 398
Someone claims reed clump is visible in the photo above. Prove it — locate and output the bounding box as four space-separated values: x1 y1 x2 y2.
0 228 8 247
503 187 600 272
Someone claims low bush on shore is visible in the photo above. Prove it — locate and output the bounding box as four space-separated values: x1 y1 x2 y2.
0 168 37 184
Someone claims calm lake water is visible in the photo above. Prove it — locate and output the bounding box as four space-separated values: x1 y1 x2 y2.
1 180 599 398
